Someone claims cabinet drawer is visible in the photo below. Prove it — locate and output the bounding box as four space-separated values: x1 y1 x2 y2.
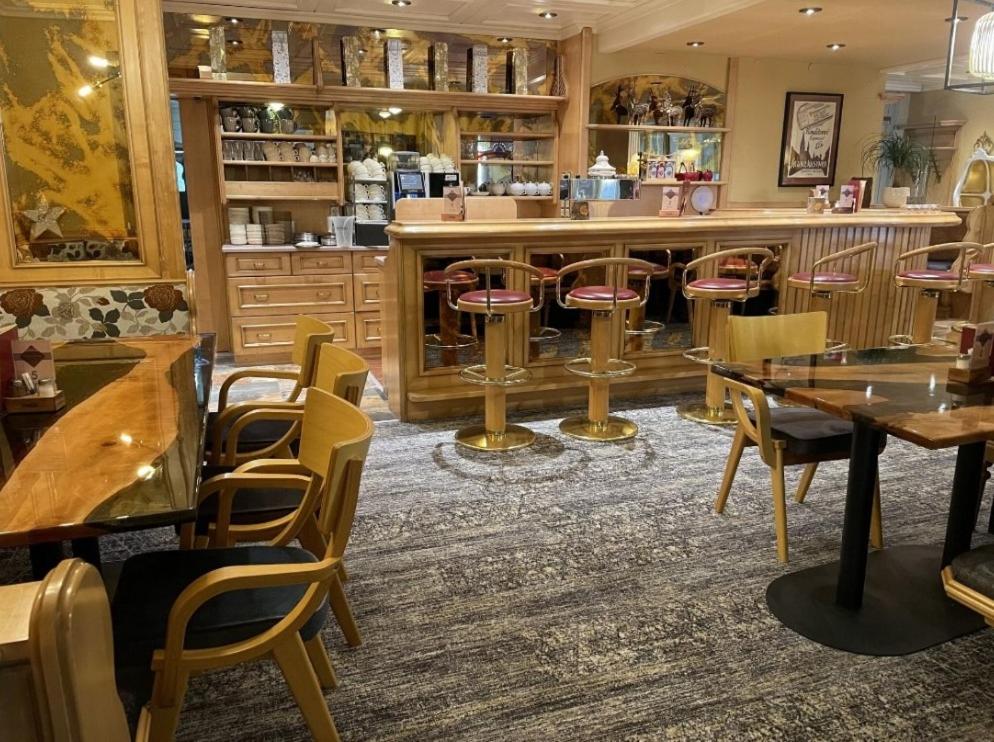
353 250 388 273
225 253 291 277
353 273 381 308
227 275 354 317
355 310 382 348
231 313 356 360
291 251 352 275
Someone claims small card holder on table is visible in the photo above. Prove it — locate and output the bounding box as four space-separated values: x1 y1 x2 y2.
4 390 66 414
948 322 994 386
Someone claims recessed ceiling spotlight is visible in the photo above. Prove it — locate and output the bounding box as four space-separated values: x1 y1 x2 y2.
799 7 822 15
392 0 411 6
539 11 557 19
378 110 392 119
227 17 240 24
498 37 513 43
827 42 846 50
88 55 111 69
228 39 242 46
687 41 704 47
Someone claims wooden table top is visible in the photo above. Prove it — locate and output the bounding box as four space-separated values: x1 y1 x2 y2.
714 346 994 450
0 335 214 546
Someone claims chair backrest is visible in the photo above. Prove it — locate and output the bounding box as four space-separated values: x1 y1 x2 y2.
726 311 828 363
296 388 374 558
312 344 370 407
29 559 130 742
290 316 336 399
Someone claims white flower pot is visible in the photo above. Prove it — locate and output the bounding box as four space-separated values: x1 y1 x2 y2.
882 186 910 208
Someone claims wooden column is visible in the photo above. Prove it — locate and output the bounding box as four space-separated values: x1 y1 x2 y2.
556 27 593 176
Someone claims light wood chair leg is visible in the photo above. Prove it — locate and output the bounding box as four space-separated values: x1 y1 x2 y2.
178 522 195 550
328 572 362 647
272 634 341 742
339 562 349 582
144 670 189 742
715 427 746 513
304 634 339 690
772 449 789 564
795 462 818 504
871 474 884 549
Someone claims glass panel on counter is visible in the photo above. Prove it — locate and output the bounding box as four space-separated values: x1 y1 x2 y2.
715 243 787 317
527 250 611 364
623 247 696 356
0 1 141 264
589 129 723 182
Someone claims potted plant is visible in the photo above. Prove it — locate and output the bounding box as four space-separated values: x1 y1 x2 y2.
862 133 939 208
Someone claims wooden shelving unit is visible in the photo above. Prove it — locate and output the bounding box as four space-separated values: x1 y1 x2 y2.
220 132 337 142
459 160 556 167
224 181 340 200
587 123 731 134
222 160 339 168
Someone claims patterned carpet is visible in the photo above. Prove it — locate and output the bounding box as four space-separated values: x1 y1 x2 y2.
3 394 994 740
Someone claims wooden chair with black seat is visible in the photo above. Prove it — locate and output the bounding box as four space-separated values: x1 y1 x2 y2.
943 545 994 629
112 388 374 741
206 315 336 467
714 311 884 563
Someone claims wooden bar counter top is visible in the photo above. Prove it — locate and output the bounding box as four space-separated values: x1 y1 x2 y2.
382 208 962 422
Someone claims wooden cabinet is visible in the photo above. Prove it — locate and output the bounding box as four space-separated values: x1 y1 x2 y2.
223 247 384 362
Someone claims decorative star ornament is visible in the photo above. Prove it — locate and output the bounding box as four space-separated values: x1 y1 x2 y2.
22 195 65 240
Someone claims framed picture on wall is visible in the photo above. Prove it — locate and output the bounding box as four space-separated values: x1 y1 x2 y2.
778 92 844 187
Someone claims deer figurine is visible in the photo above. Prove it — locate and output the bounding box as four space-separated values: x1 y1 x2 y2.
662 90 683 127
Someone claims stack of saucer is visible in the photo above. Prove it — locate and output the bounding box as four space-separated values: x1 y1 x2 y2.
246 224 264 245
264 223 285 245
252 206 274 224
229 223 248 245
228 206 250 225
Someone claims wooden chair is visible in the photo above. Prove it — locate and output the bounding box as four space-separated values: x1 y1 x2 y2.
208 343 369 467
112 388 374 742
942 544 994 627
29 559 131 742
715 312 883 563
207 316 336 466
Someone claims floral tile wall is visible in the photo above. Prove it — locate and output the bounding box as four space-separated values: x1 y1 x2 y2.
0 283 190 340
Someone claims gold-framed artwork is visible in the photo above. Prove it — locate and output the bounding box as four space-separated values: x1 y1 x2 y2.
778 91 844 187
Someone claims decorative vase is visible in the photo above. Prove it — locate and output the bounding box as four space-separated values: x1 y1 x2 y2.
882 186 910 208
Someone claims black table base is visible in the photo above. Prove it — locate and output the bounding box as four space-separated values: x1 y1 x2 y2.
29 536 102 579
767 544 986 656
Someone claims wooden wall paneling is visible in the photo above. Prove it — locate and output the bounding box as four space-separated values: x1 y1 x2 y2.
180 97 231 351
717 57 738 209
556 27 593 176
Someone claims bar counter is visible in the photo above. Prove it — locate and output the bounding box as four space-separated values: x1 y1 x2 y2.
382 208 962 421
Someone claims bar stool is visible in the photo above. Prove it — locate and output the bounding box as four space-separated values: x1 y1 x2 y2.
529 265 562 343
890 242 981 347
625 254 672 349
679 246 775 425
424 268 479 364
445 259 546 451
556 257 654 441
786 241 876 350
965 242 994 322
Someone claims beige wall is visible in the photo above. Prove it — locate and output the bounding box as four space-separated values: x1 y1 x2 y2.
907 89 994 205
590 42 887 206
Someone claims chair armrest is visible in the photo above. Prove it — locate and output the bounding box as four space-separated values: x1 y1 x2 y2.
722 376 776 465
196 471 312 545
808 241 877 295
209 401 304 466
216 368 300 410
233 458 309 475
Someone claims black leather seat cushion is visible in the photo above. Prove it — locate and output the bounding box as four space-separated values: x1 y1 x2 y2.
206 411 295 454
748 406 859 457
111 546 327 718
951 543 994 597
193 483 303 534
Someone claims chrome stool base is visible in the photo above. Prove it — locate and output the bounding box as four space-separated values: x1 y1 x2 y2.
455 423 535 451
560 415 638 442
677 401 737 426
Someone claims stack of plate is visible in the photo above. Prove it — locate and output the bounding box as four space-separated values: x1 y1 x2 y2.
229 224 248 245
252 206 274 224
228 207 250 225
246 224 264 245
264 223 285 245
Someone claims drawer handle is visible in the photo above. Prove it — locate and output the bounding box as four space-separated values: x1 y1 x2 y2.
253 261 266 269
315 260 329 267
257 332 272 340
253 293 269 302
316 291 332 299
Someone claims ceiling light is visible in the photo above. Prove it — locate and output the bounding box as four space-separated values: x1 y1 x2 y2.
228 39 242 47
378 145 394 159
969 10 994 79
358 48 367 56
388 106 403 114
799 7 822 15
268 102 285 111
539 11 557 19
498 37 513 44
227 17 240 24
378 110 392 119
88 55 111 69
77 84 94 98
391 0 411 6
827 43 846 51
687 41 704 47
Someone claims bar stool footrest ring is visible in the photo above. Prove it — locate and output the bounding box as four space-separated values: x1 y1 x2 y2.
425 333 478 350
529 326 562 343
625 320 665 337
682 345 711 365
459 364 532 386
564 357 636 379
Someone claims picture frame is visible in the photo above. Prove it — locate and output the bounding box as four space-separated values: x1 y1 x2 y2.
778 92 844 187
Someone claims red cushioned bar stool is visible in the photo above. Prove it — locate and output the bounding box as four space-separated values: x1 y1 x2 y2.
529 263 563 344
890 242 981 347
424 268 479 366
555 257 654 441
444 259 547 451
624 252 672 351
786 241 876 351
679 246 775 425
965 242 994 323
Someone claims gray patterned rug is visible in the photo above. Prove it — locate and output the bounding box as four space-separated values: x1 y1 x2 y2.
3 395 994 741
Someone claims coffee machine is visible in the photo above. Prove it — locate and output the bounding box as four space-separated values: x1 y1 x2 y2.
388 151 427 210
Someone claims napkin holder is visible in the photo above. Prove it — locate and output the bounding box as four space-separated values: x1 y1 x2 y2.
4 389 66 414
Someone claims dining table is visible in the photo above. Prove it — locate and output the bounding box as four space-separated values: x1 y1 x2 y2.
714 344 994 656
0 334 214 578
